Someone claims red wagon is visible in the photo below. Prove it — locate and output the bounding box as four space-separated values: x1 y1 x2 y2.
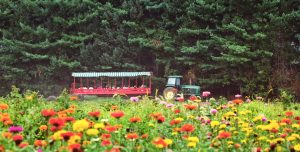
70 72 152 95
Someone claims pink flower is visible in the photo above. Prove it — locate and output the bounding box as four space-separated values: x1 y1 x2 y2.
210 109 218 115
246 99 252 103
202 91 211 97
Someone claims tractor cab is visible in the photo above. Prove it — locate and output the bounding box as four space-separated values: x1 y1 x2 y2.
166 76 182 89
163 75 200 100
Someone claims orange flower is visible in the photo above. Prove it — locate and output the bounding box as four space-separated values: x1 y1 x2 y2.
232 99 243 105
110 111 125 119
34 140 47 147
126 133 139 140
180 124 195 133
218 131 231 139
184 104 197 110
150 113 162 119
152 137 168 148
70 96 78 101
39 125 48 131
105 125 118 133
281 118 292 125
0 104 9 110
2 132 12 139
141 133 149 139
0 145 5 152
129 117 141 123
285 111 294 117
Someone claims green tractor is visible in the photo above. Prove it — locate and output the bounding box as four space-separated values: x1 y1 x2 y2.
163 76 201 100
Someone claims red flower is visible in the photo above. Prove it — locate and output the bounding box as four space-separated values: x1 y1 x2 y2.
232 99 243 105
126 133 139 140
180 124 195 132
218 131 231 139
69 143 82 152
64 117 75 123
281 118 292 124
184 104 197 110
41 109 56 117
189 95 197 101
129 117 141 123
105 126 118 133
101 139 112 146
61 132 74 141
270 128 278 133
48 118 65 131
285 111 294 117
18 142 28 148
295 116 300 121
101 133 111 139
88 111 101 117
174 109 181 114
111 111 125 119
12 134 23 145
156 116 165 123
280 133 288 138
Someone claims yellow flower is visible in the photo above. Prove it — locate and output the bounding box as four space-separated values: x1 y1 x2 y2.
68 135 81 145
291 134 300 139
73 119 89 132
86 129 99 136
294 144 300 151
258 136 267 141
227 141 234 145
94 123 105 129
219 124 226 129
187 142 196 148
187 137 199 143
148 123 155 127
287 136 296 141
210 121 220 127
242 123 249 128
188 115 195 119
172 132 178 136
164 138 173 145
175 117 184 121
52 130 67 140
292 124 300 129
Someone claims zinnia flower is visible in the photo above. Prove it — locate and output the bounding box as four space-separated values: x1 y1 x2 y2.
129 117 141 123
12 134 23 145
68 143 82 152
86 129 99 136
235 94 242 98
184 104 197 110
41 109 56 117
105 125 118 133
48 118 65 131
88 111 101 117
0 103 9 110
210 109 218 115
156 116 165 123
101 139 112 146
39 125 48 131
60 132 75 141
285 111 294 117
8 126 23 133
130 97 139 102
34 140 47 147
218 131 231 139
180 124 195 133
73 119 89 132
126 133 138 140
111 111 125 119
232 99 243 105
189 95 197 101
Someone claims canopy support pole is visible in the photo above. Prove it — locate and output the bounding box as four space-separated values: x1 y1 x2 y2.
135 77 137 87
80 78 83 88
122 78 124 88
114 78 116 88
128 78 130 87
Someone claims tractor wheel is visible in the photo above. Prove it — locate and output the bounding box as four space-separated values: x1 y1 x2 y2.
163 87 178 100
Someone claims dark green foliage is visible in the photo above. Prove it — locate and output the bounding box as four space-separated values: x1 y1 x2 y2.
0 0 299 98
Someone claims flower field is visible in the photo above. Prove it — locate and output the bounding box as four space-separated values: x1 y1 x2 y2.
0 91 300 152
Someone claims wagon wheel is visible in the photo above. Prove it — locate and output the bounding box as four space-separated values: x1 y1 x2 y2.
163 87 178 100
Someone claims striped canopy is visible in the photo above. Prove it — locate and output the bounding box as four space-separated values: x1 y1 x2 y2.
72 72 152 77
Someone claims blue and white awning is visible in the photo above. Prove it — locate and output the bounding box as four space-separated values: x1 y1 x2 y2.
72 72 152 77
